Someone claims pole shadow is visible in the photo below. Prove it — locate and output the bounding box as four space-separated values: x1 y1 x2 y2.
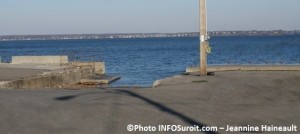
54 89 218 134
117 90 218 134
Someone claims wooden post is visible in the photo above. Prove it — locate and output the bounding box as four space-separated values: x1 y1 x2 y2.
199 0 208 76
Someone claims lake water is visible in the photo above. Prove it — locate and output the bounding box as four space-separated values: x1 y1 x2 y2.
0 35 299 87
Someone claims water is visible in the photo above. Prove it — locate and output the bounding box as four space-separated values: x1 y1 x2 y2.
0 35 300 87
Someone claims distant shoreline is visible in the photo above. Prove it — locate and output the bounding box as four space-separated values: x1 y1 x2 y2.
0 30 299 41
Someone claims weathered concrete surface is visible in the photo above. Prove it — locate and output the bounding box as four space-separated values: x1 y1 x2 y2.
95 62 105 75
1 67 94 89
0 64 68 81
187 65 300 73
12 56 68 64
71 62 105 75
0 61 107 89
0 68 93 89
0 68 49 81
0 64 94 89
0 71 299 134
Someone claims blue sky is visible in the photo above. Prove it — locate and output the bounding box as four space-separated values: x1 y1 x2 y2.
0 0 299 35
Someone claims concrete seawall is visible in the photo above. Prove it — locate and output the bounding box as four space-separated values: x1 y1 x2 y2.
0 67 93 89
0 56 106 89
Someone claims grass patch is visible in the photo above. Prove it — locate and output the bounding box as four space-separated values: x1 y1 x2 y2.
192 80 208 83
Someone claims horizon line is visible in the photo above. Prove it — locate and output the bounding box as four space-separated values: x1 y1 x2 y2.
0 29 299 36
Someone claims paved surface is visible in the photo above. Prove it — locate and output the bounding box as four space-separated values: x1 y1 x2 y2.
0 71 300 134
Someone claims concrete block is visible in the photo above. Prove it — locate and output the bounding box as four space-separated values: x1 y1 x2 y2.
12 56 68 64
94 62 105 75
71 62 105 75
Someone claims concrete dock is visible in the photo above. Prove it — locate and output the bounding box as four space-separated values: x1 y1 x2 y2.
0 56 107 89
0 71 299 134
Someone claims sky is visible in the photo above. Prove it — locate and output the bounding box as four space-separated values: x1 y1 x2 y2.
0 0 299 35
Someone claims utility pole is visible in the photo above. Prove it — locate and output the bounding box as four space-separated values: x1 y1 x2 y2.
199 0 208 76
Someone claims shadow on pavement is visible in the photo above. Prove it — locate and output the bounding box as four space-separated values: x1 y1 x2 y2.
54 89 121 101
54 89 218 134
55 95 77 101
117 90 218 134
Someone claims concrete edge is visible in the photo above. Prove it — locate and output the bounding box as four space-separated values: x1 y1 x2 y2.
153 75 182 88
80 75 121 85
186 65 300 73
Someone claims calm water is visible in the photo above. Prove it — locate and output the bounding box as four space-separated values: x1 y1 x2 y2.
0 35 300 87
